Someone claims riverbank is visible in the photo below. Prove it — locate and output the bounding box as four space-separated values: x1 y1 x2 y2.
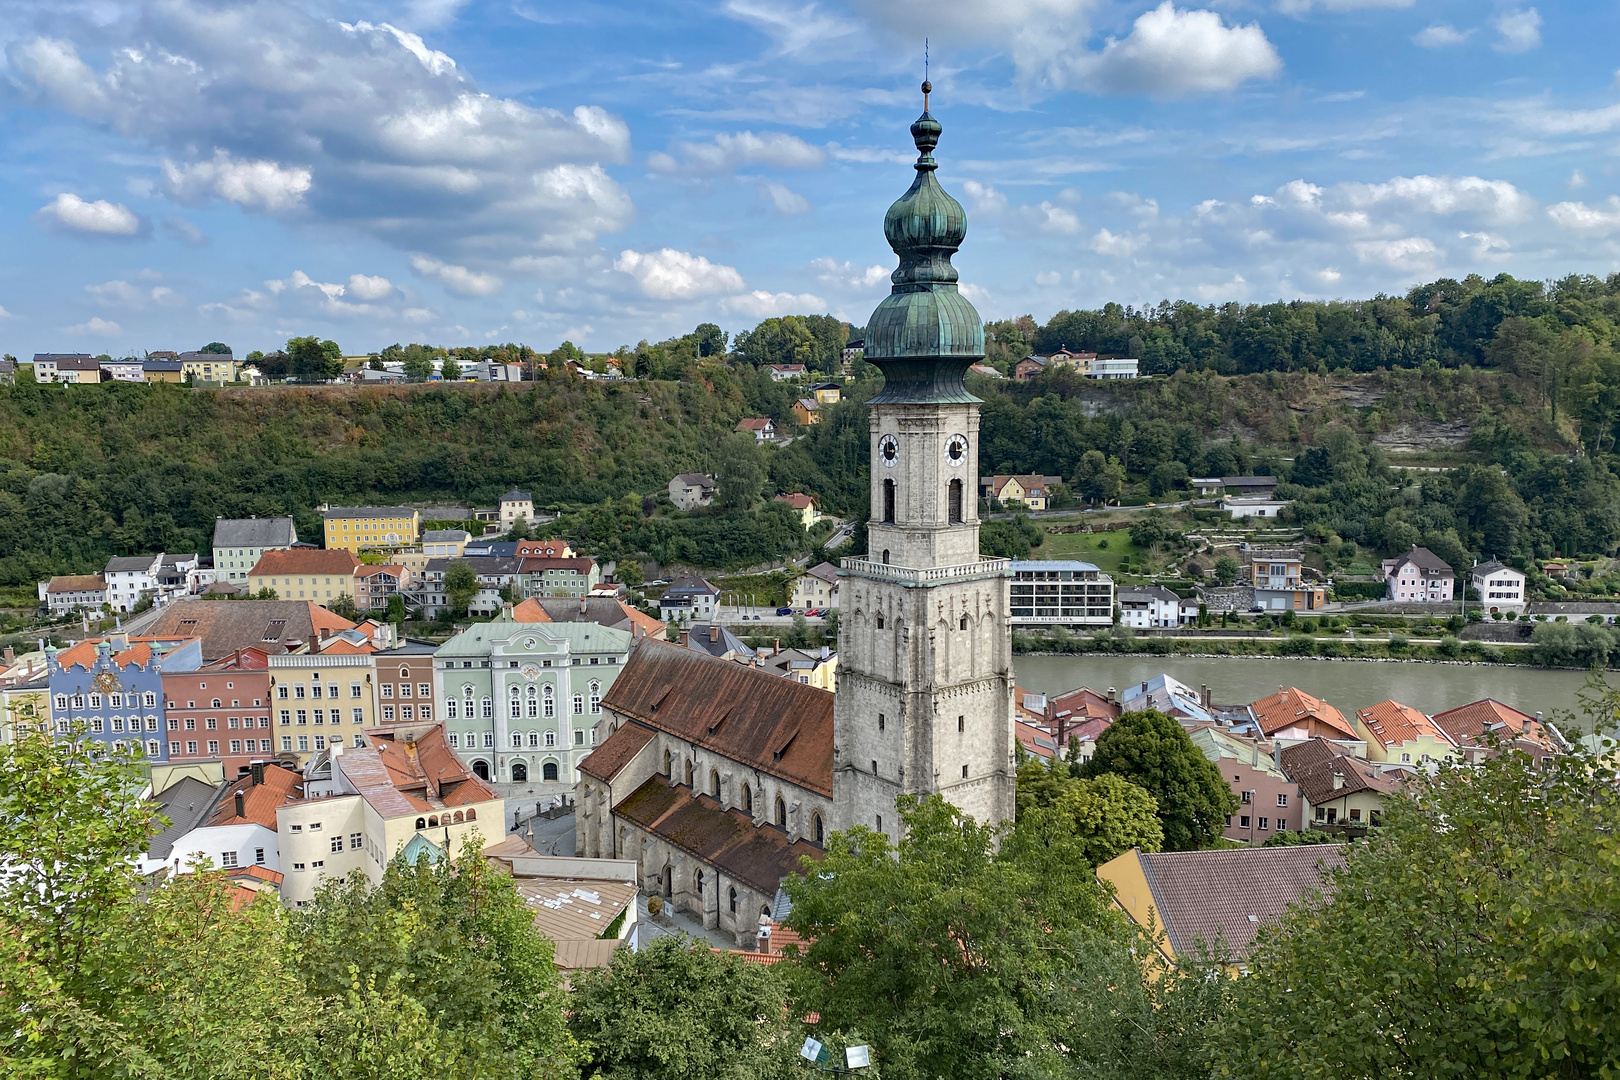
1010 629 1612 669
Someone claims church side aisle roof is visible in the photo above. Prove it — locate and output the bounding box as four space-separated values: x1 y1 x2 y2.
616 778 823 894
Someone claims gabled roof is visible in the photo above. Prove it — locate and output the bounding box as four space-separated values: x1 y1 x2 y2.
519 556 597 574
1249 687 1355 739
212 517 296 549
1431 698 1555 749
248 548 361 577
736 418 775 431
205 765 305 830
1117 585 1184 604
335 725 501 819
143 599 356 661
988 474 1061 497
802 561 838 585
599 638 833 796
662 574 718 598
1278 738 1402 808
106 555 161 573
499 488 532 502
672 473 715 488
54 638 157 672
685 622 755 659
1355 699 1453 749
46 574 106 594
509 595 663 638
774 492 815 509
149 777 226 859
32 352 94 365
1188 727 1288 781
1385 546 1455 577
578 721 658 782
1469 560 1520 579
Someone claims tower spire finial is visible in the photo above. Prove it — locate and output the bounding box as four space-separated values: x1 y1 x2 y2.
923 39 930 110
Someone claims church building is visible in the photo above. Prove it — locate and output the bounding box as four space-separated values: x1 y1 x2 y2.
574 84 1014 937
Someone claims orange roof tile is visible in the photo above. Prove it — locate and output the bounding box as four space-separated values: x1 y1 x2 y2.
207 765 305 830
1250 687 1355 739
248 548 361 578
1431 698 1557 751
1355 700 1453 750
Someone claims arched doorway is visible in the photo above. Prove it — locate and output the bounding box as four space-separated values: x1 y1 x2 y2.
542 761 559 782
472 760 489 780
510 761 528 782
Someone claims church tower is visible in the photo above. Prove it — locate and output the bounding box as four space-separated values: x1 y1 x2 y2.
832 83 1016 837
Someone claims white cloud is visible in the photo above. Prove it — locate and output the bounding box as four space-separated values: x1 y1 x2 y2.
760 182 812 215
1314 268 1342 284
724 0 861 55
720 290 830 318
410 255 503 297
163 217 209 246
961 180 1009 215
649 131 825 174
1035 270 1062 286
65 316 122 336
614 249 746 299
85 279 184 309
1014 201 1083 235
1337 175 1535 224
346 274 395 301
8 7 633 266
1354 236 1440 267
1569 170 1587 190
1279 0 1412 12
36 193 144 236
403 307 434 322
1493 8 1541 53
809 257 889 290
0 305 12 319
1458 231 1511 260
1067 4 1283 97
1090 228 1146 256
1194 274 1247 301
1547 198 1620 233
1413 23 1469 48
162 150 312 212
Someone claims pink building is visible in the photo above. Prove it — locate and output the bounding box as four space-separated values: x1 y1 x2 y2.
1381 546 1455 603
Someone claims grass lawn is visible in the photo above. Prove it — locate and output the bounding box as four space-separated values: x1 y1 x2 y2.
1029 527 1142 573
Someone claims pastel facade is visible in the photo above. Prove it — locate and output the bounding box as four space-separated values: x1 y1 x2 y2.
248 548 362 603
1381 546 1456 603
268 651 379 766
790 561 840 610
162 660 273 774
48 637 205 759
1353 699 1458 770
213 517 298 585
1009 561 1114 628
1469 560 1527 613
321 506 421 552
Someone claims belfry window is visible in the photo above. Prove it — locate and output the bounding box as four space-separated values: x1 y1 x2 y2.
948 478 963 524
882 478 895 524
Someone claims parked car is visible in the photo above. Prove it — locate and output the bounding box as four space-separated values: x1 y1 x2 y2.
775 606 793 616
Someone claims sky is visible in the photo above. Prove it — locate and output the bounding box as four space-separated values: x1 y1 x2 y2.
3 0 1620 359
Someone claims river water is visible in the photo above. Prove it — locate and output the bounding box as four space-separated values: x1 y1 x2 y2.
1013 654 1612 732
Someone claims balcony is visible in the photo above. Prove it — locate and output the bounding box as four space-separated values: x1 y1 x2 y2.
840 556 1010 586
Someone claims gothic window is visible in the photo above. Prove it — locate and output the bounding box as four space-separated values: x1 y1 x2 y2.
775 796 787 828
959 613 969 631
876 613 885 630
882 478 895 523
881 549 890 565
813 813 824 844
729 887 738 914
685 759 694 787
709 768 720 797
664 748 673 775
744 785 753 813
948 478 963 524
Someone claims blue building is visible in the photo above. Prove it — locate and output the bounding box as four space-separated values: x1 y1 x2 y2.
48 637 203 759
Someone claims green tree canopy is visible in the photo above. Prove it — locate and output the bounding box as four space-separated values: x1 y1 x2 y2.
444 560 479 615
715 432 765 510
286 336 343 382
1015 755 1164 865
1077 709 1238 850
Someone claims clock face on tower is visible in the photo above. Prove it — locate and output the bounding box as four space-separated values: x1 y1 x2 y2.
878 434 899 468
945 434 969 467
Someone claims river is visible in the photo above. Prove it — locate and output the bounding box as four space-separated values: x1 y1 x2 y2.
1012 654 1613 732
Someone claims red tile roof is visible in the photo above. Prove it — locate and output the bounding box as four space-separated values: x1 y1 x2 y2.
1250 687 1355 739
332 725 502 818
1278 738 1402 808
1431 698 1543 746
736 418 774 431
579 721 658 781
774 493 815 509
248 548 362 577
54 638 158 671
1355 700 1452 750
46 574 106 594
601 638 833 796
206 764 305 830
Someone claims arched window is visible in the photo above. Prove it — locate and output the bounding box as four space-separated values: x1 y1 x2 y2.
948 478 963 524
528 731 540 748
876 613 885 629
465 808 476 821
695 869 705 894
511 762 528 782
882 478 895 523
509 685 521 719
685 759 694 787
663 748 673 775
211 698 222 709
415 817 426 829
543 685 555 718
813 813 825 844
428 815 439 827
453 811 464 824
709 768 720 797
472 760 490 780
589 682 601 714
729 886 738 913
543 761 559 782
527 684 539 718
744 785 753 813
400 667 410 679
775 796 787 828
544 730 556 747
959 613 969 631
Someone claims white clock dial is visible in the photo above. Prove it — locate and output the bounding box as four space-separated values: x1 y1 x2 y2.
878 434 899 468
945 434 969 467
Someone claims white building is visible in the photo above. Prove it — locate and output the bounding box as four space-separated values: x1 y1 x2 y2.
1008 561 1115 629
1470 560 1527 613
1088 358 1139 379
1116 585 1196 628
39 574 109 616
1222 496 1291 519
104 554 164 613
659 574 719 621
163 763 303 876
498 489 535 532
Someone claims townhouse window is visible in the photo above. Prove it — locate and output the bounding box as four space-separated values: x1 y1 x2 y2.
91 718 104 733
54 695 68 711
511 732 523 748
483 732 494 748
207 741 219 755
184 718 196 731
576 729 587 745
449 733 459 748
1240 816 1250 828
1314 807 1326 821
381 684 393 699
296 710 307 725
401 705 414 721
255 848 265 865
481 697 493 719
527 685 539 719
330 836 343 853
71 694 84 709
350 832 362 850
420 704 431 721
298 736 309 751
1258 817 1269 830
281 736 293 751
220 852 238 868
419 684 431 698
109 694 122 708
111 718 124 733
1241 791 1252 804
88 694 102 709
589 683 601 714
205 718 217 730
573 694 584 715
169 741 181 756
278 686 288 699
279 710 290 725
1277 793 1288 806
143 692 156 708
446 700 458 719
314 736 326 750
230 740 242 755
186 741 198 755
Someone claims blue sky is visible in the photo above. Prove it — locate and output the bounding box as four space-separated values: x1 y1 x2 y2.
3 0 1620 358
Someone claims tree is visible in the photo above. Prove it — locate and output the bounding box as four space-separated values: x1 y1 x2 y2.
368 356 385 371
403 353 434 382
1077 709 1238 850
198 341 232 355
1073 449 1124 505
252 586 279 600
286 336 343 382
385 593 406 624
1213 555 1241 585
327 593 358 621
716 432 765 510
1016 755 1164 865
440 354 462 381
616 560 643 588
569 935 797 1080
444 560 479 615
1213 700 1620 1078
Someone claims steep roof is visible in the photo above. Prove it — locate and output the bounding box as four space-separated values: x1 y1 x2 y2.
1278 738 1402 808
802 561 839 585
685 623 755 659
736 418 774 431
578 721 658 781
334 725 500 819
615 778 823 894
989 474 1061 496
149 777 226 859
509 595 663 638
520 556 597 574
212 517 296 549
1188 727 1289 781
1124 845 1345 960
663 574 718 598
205 765 305 829
599 638 834 796
54 638 157 672
499 488 532 502
1385 546 1455 577
672 473 715 488
1355 699 1452 750
144 599 356 661
1249 687 1355 739
1431 698 1554 749
1469 559 1515 578
248 548 361 577
775 492 815 509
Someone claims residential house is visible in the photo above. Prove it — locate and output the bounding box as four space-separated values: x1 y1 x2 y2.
432 609 633 788
104 554 164 612
967 363 1003 378
1541 560 1571 578
1431 698 1565 762
1045 347 1097 374
32 353 102 383
441 556 525 616
356 565 411 610
1043 685 1120 761
515 539 574 558
767 364 807 381
422 529 472 557
145 776 230 874
510 595 665 639
1188 726 1298 843
1097 845 1345 970
981 474 1063 510
774 492 818 529
1381 546 1455 603
1088 358 1139 379
842 338 864 362
1248 686 1356 741
267 650 379 766
38 574 108 615
369 641 439 737
1352 699 1458 770
1222 476 1279 498
757 645 838 692
1278 738 1400 834
668 473 717 511
1013 356 1046 380
1222 496 1291 520
499 489 535 532
1008 560 1115 629
142 599 356 662
1189 477 1225 497
810 381 841 405
1249 549 1327 611
276 725 504 906
213 517 298 585
575 639 831 946
48 636 205 760
162 763 303 875
790 562 840 611
178 351 238 383
1119 673 1215 723
1015 719 1059 760
680 623 755 662
100 358 145 382
1469 560 1527 613
155 553 205 603
736 418 777 443
1117 585 1196 628
520 556 601 598
791 397 822 426
321 505 421 552
162 652 273 774
248 548 363 605
659 574 720 621
142 359 185 382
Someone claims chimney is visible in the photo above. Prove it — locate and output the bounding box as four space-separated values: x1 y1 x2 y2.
233 791 245 818
1332 772 1344 790
773 637 781 655
1201 684 1211 708
1106 687 1117 703
709 626 720 644
320 628 331 640
678 629 690 648
2 646 13 666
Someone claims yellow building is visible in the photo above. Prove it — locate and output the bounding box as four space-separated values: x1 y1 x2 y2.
810 381 842 405
247 549 361 603
790 561 838 611
983 474 1062 511
179 352 239 383
1352 700 1459 769
792 398 821 426
773 492 819 529
322 505 421 552
267 651 379 767
763 647 838 692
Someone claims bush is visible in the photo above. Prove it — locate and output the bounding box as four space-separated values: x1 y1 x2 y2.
1388 633 1410 652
